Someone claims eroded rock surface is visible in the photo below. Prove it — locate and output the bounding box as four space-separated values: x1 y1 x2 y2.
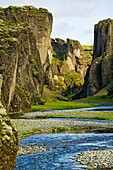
51 38 92 96
0 6 53 112
87 18 113 96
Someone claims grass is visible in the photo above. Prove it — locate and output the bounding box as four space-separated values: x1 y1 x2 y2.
31 100 101 111
34 110 113 120
82 45 93 50
42 85 68 102
18 128 42 138
51 126 67 133
80 94 113 103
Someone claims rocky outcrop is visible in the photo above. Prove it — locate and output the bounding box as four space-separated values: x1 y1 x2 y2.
86 18 113 96
0 6 53 112
51 38 92 96
0 73 18 169
52 38 92 76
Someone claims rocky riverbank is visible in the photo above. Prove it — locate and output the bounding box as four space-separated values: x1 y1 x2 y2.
77 149 113 169
17 144 52 156
12 118 113 169
11 119 113 138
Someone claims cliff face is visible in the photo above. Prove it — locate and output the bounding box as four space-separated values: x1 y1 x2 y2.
51 38 92 95
87 18 113 96
3 6 53 68
0 73 18 169
0 6 52 112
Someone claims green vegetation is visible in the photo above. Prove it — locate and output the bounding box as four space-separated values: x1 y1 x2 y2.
84 51 92 58
42 85 68 102
64 71 84 88
52 126 67 133
82 45 93 58
31 100 100 111
80 94 113 103
53 51 66 60
18 128 42 138
82 45 93 50
32 109 113 120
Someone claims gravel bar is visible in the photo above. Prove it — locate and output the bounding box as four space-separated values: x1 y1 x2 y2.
12 118 113 169
77 149 113 169
11 119 113 137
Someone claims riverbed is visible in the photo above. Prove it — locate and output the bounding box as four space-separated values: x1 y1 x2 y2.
12 106 113 169
15 132 113 170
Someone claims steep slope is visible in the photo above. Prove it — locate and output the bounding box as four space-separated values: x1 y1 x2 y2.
0 6 53 112
86 18 113 96
2 6 53 74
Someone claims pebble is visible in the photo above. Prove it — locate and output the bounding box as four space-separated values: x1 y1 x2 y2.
11 119 113 135
17 144 52 156
77 149 113 169
11 118 113 168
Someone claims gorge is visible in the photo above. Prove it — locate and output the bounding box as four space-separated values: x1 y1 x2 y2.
0 5 113 169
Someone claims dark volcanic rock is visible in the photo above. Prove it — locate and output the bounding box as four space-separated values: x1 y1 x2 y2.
86 18 113 96
0 6 53 112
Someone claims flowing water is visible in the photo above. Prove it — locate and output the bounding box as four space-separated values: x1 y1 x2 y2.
14 106 113 169
15 131 113 170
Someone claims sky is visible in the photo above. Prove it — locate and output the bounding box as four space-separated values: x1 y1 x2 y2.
0 0 113 45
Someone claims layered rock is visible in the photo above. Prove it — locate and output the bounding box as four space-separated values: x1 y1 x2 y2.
51 38 92 96
0 6 53 112
0 73 18 169
87 18 113 96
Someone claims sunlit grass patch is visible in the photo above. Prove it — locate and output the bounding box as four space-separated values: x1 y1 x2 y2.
32 101 101 112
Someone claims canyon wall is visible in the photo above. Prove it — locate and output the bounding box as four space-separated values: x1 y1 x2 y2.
86 18 113 96
51 38 92 96
0 6 53 112
0 72 18 169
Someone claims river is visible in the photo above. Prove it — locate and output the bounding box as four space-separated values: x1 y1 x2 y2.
14 106 113 170
15 131 113 170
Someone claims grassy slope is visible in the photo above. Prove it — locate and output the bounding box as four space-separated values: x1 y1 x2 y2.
82 45 93 50
80 95 113 103
42 85 68 101
80 81 113 103
32 86 101 111
32 100 100 111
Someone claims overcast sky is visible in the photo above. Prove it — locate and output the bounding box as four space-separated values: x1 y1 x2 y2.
0 0 113 45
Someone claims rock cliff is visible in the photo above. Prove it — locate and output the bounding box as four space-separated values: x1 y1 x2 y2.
0 72 18 169
51 38 92 96
86 18 113 96
0 6 53 112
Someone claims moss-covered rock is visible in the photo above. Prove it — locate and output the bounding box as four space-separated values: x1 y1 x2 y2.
0 6 48 112
0 102 19 169
86 18 113 96
0 73 18 169
51 38 92 96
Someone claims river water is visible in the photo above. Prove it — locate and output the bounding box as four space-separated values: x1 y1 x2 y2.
14 106 113 170
15 131 113 170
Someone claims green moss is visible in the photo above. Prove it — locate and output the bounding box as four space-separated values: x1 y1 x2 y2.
53 51 66 60
64 71 84 88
